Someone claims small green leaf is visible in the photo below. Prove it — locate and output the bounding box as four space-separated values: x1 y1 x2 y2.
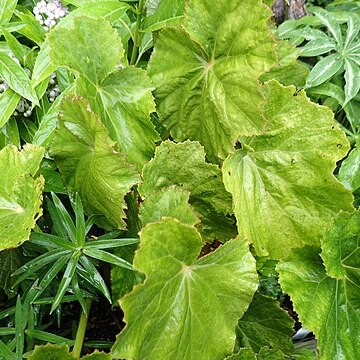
51 252 80 313
14 10 45 46
0 0 17 25
236 294 294 354
299 38 336 57
306 54 344 88
339 145 360 191
0 52 39 105
344 14 360 50
140 187 199 227
311 7 343 48
0 89 21 128
73 193 86 247
28 344 75 360
50 96 141 229
140 141 235 242
83 248 133 270
0 145 44 250
143 0 184 31
85 238 139 249
112 219 258 360
344 59 360 105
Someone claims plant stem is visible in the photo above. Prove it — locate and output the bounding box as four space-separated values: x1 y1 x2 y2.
130 0 146 65
71 298 92 359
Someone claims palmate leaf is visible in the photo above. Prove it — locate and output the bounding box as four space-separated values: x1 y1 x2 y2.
0 145 44 250
236 294 294 354
148 0 276 160
50 96 141 229
223 80 353 259
277 213 360 360
139 140 235 242
112 219 258 360
48 16 159 169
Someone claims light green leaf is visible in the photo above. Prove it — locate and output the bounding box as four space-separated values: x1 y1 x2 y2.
227 348 287 359
339 145 360 191
48 16 123 85
305 53 344 89
344 59 360 105
0 145 44 250
139 140 236 242
50 96 141 229
112 219 258 360
236 294 294 354
143 0 184 31
0 0 16 25
277 234 360 360
299 38 336 57
223 81 353 258
28 343 110 359
82 67 159 169
311 7 343 48
0 89 20 128
14 10 46 45
139 187 199 227
0 52 39 105
148 0 276 159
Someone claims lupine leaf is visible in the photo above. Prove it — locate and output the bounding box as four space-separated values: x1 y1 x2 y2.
112 219 258 360
344 59 360 105
223 80 353 258
140 140 235 242
0 145 44 250
148 0 276 159
50 96 141 229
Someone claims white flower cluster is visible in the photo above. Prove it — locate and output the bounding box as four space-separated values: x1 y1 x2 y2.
33 0 68 31
46 73 61 102
14 99 32 117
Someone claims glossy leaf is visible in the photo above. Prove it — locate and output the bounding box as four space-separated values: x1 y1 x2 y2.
0 0 17 25
83 248 133 270
277 243 360 359
143 0 184 31
50 96 141 229
140 187 199 227
82 67 159 168
223 81 353 258
0 51 38 105
148 0 276 159
112 219 258 360
344 59 360 105
299 38 336 57
305 54 344 89
0 145 44 250
339 145 360 191
0 89 20 128
140 140 235 241
236 294 294 354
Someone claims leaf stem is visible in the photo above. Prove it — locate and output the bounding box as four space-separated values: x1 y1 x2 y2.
71 298 92 359
130 0 146 66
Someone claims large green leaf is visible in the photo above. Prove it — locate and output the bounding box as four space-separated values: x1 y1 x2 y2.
139 140 236 242
0 145 44 250
50 96 141 229
0 88 21 128
112 219 258 360
0 0 17 25
148 0 276 160
48 16 123 85
277 241 360 359
223 80 353 258
49 16 159 169
236 294 294 354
